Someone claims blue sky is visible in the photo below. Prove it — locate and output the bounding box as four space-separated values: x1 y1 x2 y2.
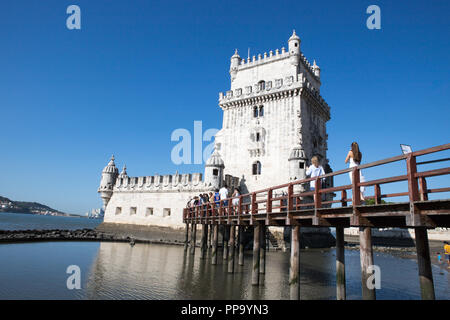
0 0 449 214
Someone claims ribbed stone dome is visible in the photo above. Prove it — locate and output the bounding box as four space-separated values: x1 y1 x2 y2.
206 149 224 167
289 145 307 160
288 30 300 42
102 155 119 174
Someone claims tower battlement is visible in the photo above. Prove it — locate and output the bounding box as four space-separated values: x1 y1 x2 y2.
219 72 330 116
113 172 208 192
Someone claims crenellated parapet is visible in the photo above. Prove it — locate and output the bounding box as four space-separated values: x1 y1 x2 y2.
113 172 212 193
219 72 330 119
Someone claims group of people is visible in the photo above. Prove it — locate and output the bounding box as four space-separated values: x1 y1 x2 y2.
305 141 365 200
186 141 365 209
186 185 242 210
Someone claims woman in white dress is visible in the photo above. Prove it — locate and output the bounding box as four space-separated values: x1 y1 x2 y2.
345 142 365 201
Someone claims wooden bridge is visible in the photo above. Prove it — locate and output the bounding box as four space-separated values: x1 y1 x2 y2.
183 143 450 300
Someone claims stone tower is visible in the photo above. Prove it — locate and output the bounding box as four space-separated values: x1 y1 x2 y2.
98 155 119 209
216 30 331 193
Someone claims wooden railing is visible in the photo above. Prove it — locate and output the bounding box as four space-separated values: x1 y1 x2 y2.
183 143 450 228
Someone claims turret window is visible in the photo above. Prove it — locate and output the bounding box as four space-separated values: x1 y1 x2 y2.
213 169 219 176
252 161 262 175
253 105 264 118
257 80 265 91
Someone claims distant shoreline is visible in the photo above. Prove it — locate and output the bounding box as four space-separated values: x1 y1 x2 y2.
0 211 86 218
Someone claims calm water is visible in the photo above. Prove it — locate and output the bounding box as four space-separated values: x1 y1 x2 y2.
0 213 449 300
0 212 102 230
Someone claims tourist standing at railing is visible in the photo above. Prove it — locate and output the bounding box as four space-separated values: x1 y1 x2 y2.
306 156 325 191
345 141 366 201
219 184 229 206
232 188 240 214
208 192 215 204
214 189 221 205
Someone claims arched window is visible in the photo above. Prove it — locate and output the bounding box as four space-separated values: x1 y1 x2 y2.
252 161 261 175
256 132 260 142
259 105 264 117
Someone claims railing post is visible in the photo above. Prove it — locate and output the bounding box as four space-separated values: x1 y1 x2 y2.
419 177 428 201
266 189 273 225
374 184 381 205
341 190 347 207
238 196 243 225
415 227 435 300
351 167 362 226
286 184 294 225
251 192 257 225
336 226 346 300
313 177 322 226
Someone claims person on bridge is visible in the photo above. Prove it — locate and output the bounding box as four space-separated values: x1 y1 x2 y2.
345 141 366 201
306 156 325 191
219 184 229 207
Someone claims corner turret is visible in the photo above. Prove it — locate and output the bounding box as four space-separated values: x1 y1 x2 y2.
98 155 119 209
204 149 225 189
288 30 301 65
229 49 241 82
288 144 308 191
313 60 320 78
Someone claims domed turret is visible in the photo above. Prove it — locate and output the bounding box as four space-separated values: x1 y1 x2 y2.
313 60 321 78
204 149 224 189
98 155 119 209
119 164 127 178
288 144 308 189
229 49 241 82
288 30 301 65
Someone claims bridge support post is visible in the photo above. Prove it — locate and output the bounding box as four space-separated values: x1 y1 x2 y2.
260 224 266 274
212 225 218 265
190 223 196 255
184 222 189 252
289 225 301 300
238 226 244 266
359 227 376 300
415 227 435 300
208 225 213 248
228 225 236 273
336 226 346 300
223 226 229 260
252 223 261 286
201 224 208 259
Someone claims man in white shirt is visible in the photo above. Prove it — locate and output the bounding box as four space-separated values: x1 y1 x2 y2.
219 185 229 205
305 156 325 190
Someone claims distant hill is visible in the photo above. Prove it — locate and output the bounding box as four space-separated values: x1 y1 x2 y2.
0 195 68 216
